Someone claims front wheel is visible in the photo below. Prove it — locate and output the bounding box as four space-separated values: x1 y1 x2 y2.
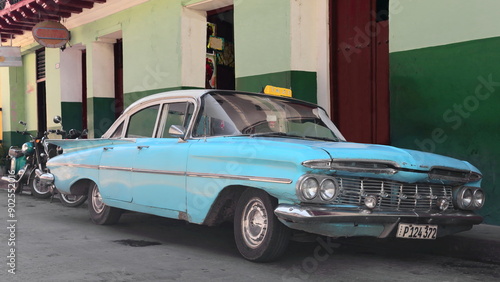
88 183 122 225
30 173 52 199
234 189 291 262
60 193 88 207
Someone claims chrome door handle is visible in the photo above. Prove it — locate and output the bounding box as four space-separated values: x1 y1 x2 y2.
103 147 114 151
137 146 150 150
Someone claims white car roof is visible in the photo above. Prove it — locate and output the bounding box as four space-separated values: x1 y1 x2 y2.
124 89 212 114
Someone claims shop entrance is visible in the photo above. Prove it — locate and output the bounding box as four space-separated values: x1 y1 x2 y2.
206 6 235 90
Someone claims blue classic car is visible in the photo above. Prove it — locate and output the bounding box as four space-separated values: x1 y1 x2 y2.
42 90 485 261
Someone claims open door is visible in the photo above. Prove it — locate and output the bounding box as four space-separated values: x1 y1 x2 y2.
330 0 390 144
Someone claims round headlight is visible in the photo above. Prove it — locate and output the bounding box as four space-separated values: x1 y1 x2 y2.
364 195 378 209
437 198 450 211
301 177 319 200
472 189 485 209
462 188 473 208
320 179 338 201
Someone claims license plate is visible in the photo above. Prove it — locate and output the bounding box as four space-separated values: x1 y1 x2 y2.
396 223 437 239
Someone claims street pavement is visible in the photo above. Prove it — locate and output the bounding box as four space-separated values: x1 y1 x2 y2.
2 179 498 264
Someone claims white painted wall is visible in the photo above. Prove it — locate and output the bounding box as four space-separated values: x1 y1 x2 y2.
290 0 318 72
290 0 330 113
181 7 207 88
60 47 83 103
91 41 115 98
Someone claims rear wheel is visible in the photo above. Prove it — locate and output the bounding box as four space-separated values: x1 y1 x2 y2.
234 189 290 262
60 193 88 207
30 173 52 199
88 183 122 225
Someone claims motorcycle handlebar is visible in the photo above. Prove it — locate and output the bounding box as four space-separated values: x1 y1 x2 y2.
48 129 66 135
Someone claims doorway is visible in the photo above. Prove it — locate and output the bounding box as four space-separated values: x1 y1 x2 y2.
114 39 124 118
81 50 88 130
206 6 235 90
330 0 390 144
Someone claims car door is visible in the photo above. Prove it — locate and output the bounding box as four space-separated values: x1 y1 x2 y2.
99 104 161 202
130 101 194 212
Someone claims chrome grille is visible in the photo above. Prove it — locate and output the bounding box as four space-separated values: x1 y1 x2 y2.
333 177 454 212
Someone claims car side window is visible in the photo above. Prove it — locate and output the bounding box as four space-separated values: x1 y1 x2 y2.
158 102 194 138
125 105 160 138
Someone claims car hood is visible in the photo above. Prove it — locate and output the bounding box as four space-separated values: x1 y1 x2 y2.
310 141 477 172
250 137 478 173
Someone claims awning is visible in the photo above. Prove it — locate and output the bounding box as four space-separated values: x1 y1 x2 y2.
0 0 106 43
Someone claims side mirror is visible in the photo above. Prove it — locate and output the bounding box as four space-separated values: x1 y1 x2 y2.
168 125 186 139
53 116 62 124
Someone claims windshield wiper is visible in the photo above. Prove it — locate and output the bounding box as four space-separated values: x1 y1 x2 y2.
250 132 300 138
302 135 339 142
233 132 339 142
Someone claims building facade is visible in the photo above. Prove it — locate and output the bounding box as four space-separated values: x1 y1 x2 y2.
1 0 498 224
390 0 500 225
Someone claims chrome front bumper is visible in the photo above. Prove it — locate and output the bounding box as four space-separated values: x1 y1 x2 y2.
274 204 483 238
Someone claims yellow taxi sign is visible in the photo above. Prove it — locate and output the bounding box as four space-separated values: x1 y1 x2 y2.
263 85 292 98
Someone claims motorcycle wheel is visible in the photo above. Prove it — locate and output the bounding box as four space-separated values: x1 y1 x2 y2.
30 173 52 199
60 193 88 207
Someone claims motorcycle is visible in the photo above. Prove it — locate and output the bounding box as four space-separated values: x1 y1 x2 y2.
1 118 88 207
2 121 45 196
36 116 89 207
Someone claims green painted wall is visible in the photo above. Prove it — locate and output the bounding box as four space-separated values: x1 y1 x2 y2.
45 48 62 124
236 70 317 104
234 0 291 78
61 102 83 133
22 53 37 132
66 0 184 97
88 97 115 138
390 37 500 224
1 67 25 132
1 66 27 149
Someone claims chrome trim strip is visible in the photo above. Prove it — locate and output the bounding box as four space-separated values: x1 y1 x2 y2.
48 163 292 184
50 163 99 170
133 168 185 176
99 165 132 172
187 172 292 184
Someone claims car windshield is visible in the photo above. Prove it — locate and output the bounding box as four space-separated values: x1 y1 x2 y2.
193 92 346 142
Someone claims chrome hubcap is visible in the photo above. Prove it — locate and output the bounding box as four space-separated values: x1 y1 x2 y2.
241 197 268 249
33 176 50 194
91 185 105 214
